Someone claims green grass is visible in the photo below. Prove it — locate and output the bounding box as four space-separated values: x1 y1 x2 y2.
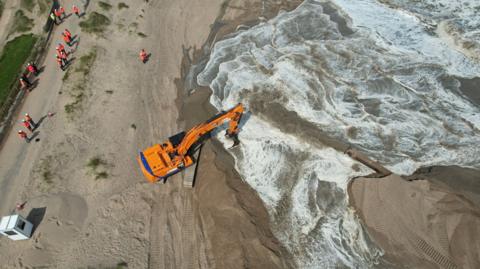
86 157 109 180
87 157 107 170
0 1 4 19
42 170 53 183
118 2 129 9
11 10 34 34
98 1 112 11
65 50 97 115
20 0 35 12
0 34 37 107
64 92 84 114
95 171 108 180
76 50 97 75
37 0 49 14
79 12 111 34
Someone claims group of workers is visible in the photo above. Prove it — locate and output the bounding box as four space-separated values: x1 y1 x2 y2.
50 5 81 25
56 29 74 70
17 113 37 142
16 1 150 142
17 4 82 141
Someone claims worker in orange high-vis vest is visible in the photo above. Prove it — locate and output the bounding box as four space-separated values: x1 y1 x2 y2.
63 33 72 46
25 113 36 127
139 49 148 63
22 120 33 132
18 130 29 142
56 43 66 55
64 29 72 39
59 6 66 19
56 55 65 70
60 50 69 65
72 5 80 17
54 9 63 23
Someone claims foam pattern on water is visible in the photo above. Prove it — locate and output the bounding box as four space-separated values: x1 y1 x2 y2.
198 0 480 267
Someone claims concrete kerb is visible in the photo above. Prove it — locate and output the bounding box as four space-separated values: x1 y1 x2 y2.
0 2 58 150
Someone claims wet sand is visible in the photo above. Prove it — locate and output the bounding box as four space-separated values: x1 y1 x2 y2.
458 77 480 106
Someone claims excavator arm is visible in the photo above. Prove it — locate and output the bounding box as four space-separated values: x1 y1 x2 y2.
137 103 244 183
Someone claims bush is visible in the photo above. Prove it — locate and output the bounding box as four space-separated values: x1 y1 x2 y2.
11 10 34 34
79 12 111 34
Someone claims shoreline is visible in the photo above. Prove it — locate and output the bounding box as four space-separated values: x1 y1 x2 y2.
178 86 295 268
174 1 306 267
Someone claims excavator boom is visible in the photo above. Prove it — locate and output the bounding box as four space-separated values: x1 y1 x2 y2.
137 103 244 183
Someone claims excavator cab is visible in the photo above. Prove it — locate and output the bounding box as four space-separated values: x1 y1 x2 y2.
138 132 195 182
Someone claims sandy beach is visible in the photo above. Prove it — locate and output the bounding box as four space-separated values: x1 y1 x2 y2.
0 0 298 268
0 0 478 268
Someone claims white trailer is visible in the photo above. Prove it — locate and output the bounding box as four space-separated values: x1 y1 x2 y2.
0 214 33 240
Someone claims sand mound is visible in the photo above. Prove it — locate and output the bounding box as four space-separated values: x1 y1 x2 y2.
349 167 480 269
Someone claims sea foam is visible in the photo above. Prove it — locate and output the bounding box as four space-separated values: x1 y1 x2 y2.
198 0 480 267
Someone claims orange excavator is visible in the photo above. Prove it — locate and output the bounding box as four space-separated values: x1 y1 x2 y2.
138 103 244 183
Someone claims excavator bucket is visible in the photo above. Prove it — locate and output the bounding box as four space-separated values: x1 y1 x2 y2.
227 132 241 148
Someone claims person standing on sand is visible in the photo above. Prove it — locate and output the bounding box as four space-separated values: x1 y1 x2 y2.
54 9 63 23
59 50 68 65
63 33 72 46
25 113 36 128
18 130 29 142
16 202 26 211
59 6 66 19
19 74 32 89
64 29 72 40
56 43 67 55
72 5 80 17
22 120 33 133
56 55 65 70
26 62 39 76
139 49 148 63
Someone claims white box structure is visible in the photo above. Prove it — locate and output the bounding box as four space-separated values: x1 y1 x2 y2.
0 214 33 240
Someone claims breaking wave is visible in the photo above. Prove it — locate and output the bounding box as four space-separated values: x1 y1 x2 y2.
197 0 480 267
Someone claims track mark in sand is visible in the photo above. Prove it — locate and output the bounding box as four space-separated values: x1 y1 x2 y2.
148 197 166 269
181 191 197 269
395 215 458 269
416 238 458 269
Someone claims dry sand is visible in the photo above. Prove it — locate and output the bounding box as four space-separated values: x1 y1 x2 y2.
0 0 297 268
349 167 480 269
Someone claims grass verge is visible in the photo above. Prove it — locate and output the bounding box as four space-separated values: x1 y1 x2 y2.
10 10 34 34
64 50 97 115
79 12 111 34
0 34 37 107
